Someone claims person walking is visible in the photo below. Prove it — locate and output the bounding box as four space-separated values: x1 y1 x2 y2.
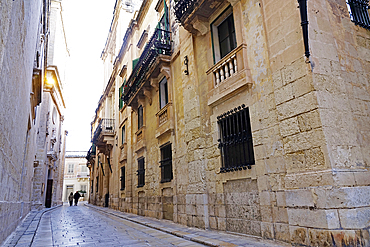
73 191 81 206
68 192 74 206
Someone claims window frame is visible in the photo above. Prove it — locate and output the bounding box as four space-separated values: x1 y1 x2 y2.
138 105 143 130
160 143 173 183
120 166 125 190
211 6 237 64
67 163 74 174
159 77 169 109
121 125 126 145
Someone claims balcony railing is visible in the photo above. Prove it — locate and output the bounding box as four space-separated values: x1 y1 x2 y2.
174 0 223 34
86 145 96 161
207 44 246 88
77 172 90 178
92 118 115 143
174 0 199 24
123 28 172 104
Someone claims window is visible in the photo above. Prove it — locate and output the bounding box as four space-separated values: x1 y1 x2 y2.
120 166 125 190
347 0 370 30
67 164 74 174
138 105 143 129
96 176 99 192
211 7 237 63
121 125 126 145
119 79 126 110
137 157 145 187
159 77 168 109
80 185 87 193
160 143 173 183
217 104 255 172
81 165 88 173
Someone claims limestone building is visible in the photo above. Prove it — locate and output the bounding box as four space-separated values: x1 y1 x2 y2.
0 0 68 243
62 152 90 202
87 0 370 246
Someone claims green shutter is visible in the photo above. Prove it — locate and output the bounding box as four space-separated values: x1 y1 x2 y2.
132 58 139 70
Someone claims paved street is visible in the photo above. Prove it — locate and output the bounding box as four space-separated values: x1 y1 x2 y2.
2 204 290 247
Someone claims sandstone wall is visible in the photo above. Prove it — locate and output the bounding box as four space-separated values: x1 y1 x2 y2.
0 0 43 243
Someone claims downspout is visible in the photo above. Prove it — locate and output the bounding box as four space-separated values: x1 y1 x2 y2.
297 0 310 61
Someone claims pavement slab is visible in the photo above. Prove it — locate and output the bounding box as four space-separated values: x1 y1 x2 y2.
2 203 292 247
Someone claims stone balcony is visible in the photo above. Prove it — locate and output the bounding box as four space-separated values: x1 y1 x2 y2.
174 0 224 35
92 118 115 153
206 44 252 107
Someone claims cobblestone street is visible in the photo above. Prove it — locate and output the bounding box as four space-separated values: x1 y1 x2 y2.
2 204 290 247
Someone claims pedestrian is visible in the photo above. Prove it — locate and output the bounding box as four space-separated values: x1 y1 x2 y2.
68 192 74 206
73 191 81 206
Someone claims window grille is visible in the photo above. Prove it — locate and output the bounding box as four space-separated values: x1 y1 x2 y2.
137 157 145 187
347 0 370 29
120 166 125 190
160 143 173 183
217 104 255 172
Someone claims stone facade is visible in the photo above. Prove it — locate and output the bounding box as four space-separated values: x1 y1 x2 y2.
88 0 370 246
62 152 90 203
0 0 68 244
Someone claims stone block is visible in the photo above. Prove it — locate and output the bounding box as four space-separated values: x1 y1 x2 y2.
283 128 325 154
272 206 288 223
277 91 318 121
275 223 290 242
289 225 308 246
279 117 300 137
285 170 335 189
354 171 370 186
276 191 286 207
261 222 274 239
260 206 273 222
274 83 293 105
288 208 340 229
316 186 370 209
285 189 315 207
339 207 370 229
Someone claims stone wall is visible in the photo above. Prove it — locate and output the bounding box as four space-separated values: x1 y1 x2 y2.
89 0 370 246
0 0 43 244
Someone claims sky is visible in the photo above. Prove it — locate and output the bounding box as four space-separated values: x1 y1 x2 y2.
62 0 117 152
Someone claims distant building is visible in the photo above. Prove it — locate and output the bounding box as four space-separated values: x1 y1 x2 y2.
63 152 90 202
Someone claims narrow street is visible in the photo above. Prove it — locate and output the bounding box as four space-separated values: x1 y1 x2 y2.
32 204 206 247
3 204 289 247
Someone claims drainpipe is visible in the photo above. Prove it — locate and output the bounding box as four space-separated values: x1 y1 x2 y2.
297 0 310 60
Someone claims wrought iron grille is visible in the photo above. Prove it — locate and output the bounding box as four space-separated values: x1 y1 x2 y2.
160 143 173 183
123 28 172 103
174 0 199 24
137 157 145 187
217 104 255 173
347 0 370 29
